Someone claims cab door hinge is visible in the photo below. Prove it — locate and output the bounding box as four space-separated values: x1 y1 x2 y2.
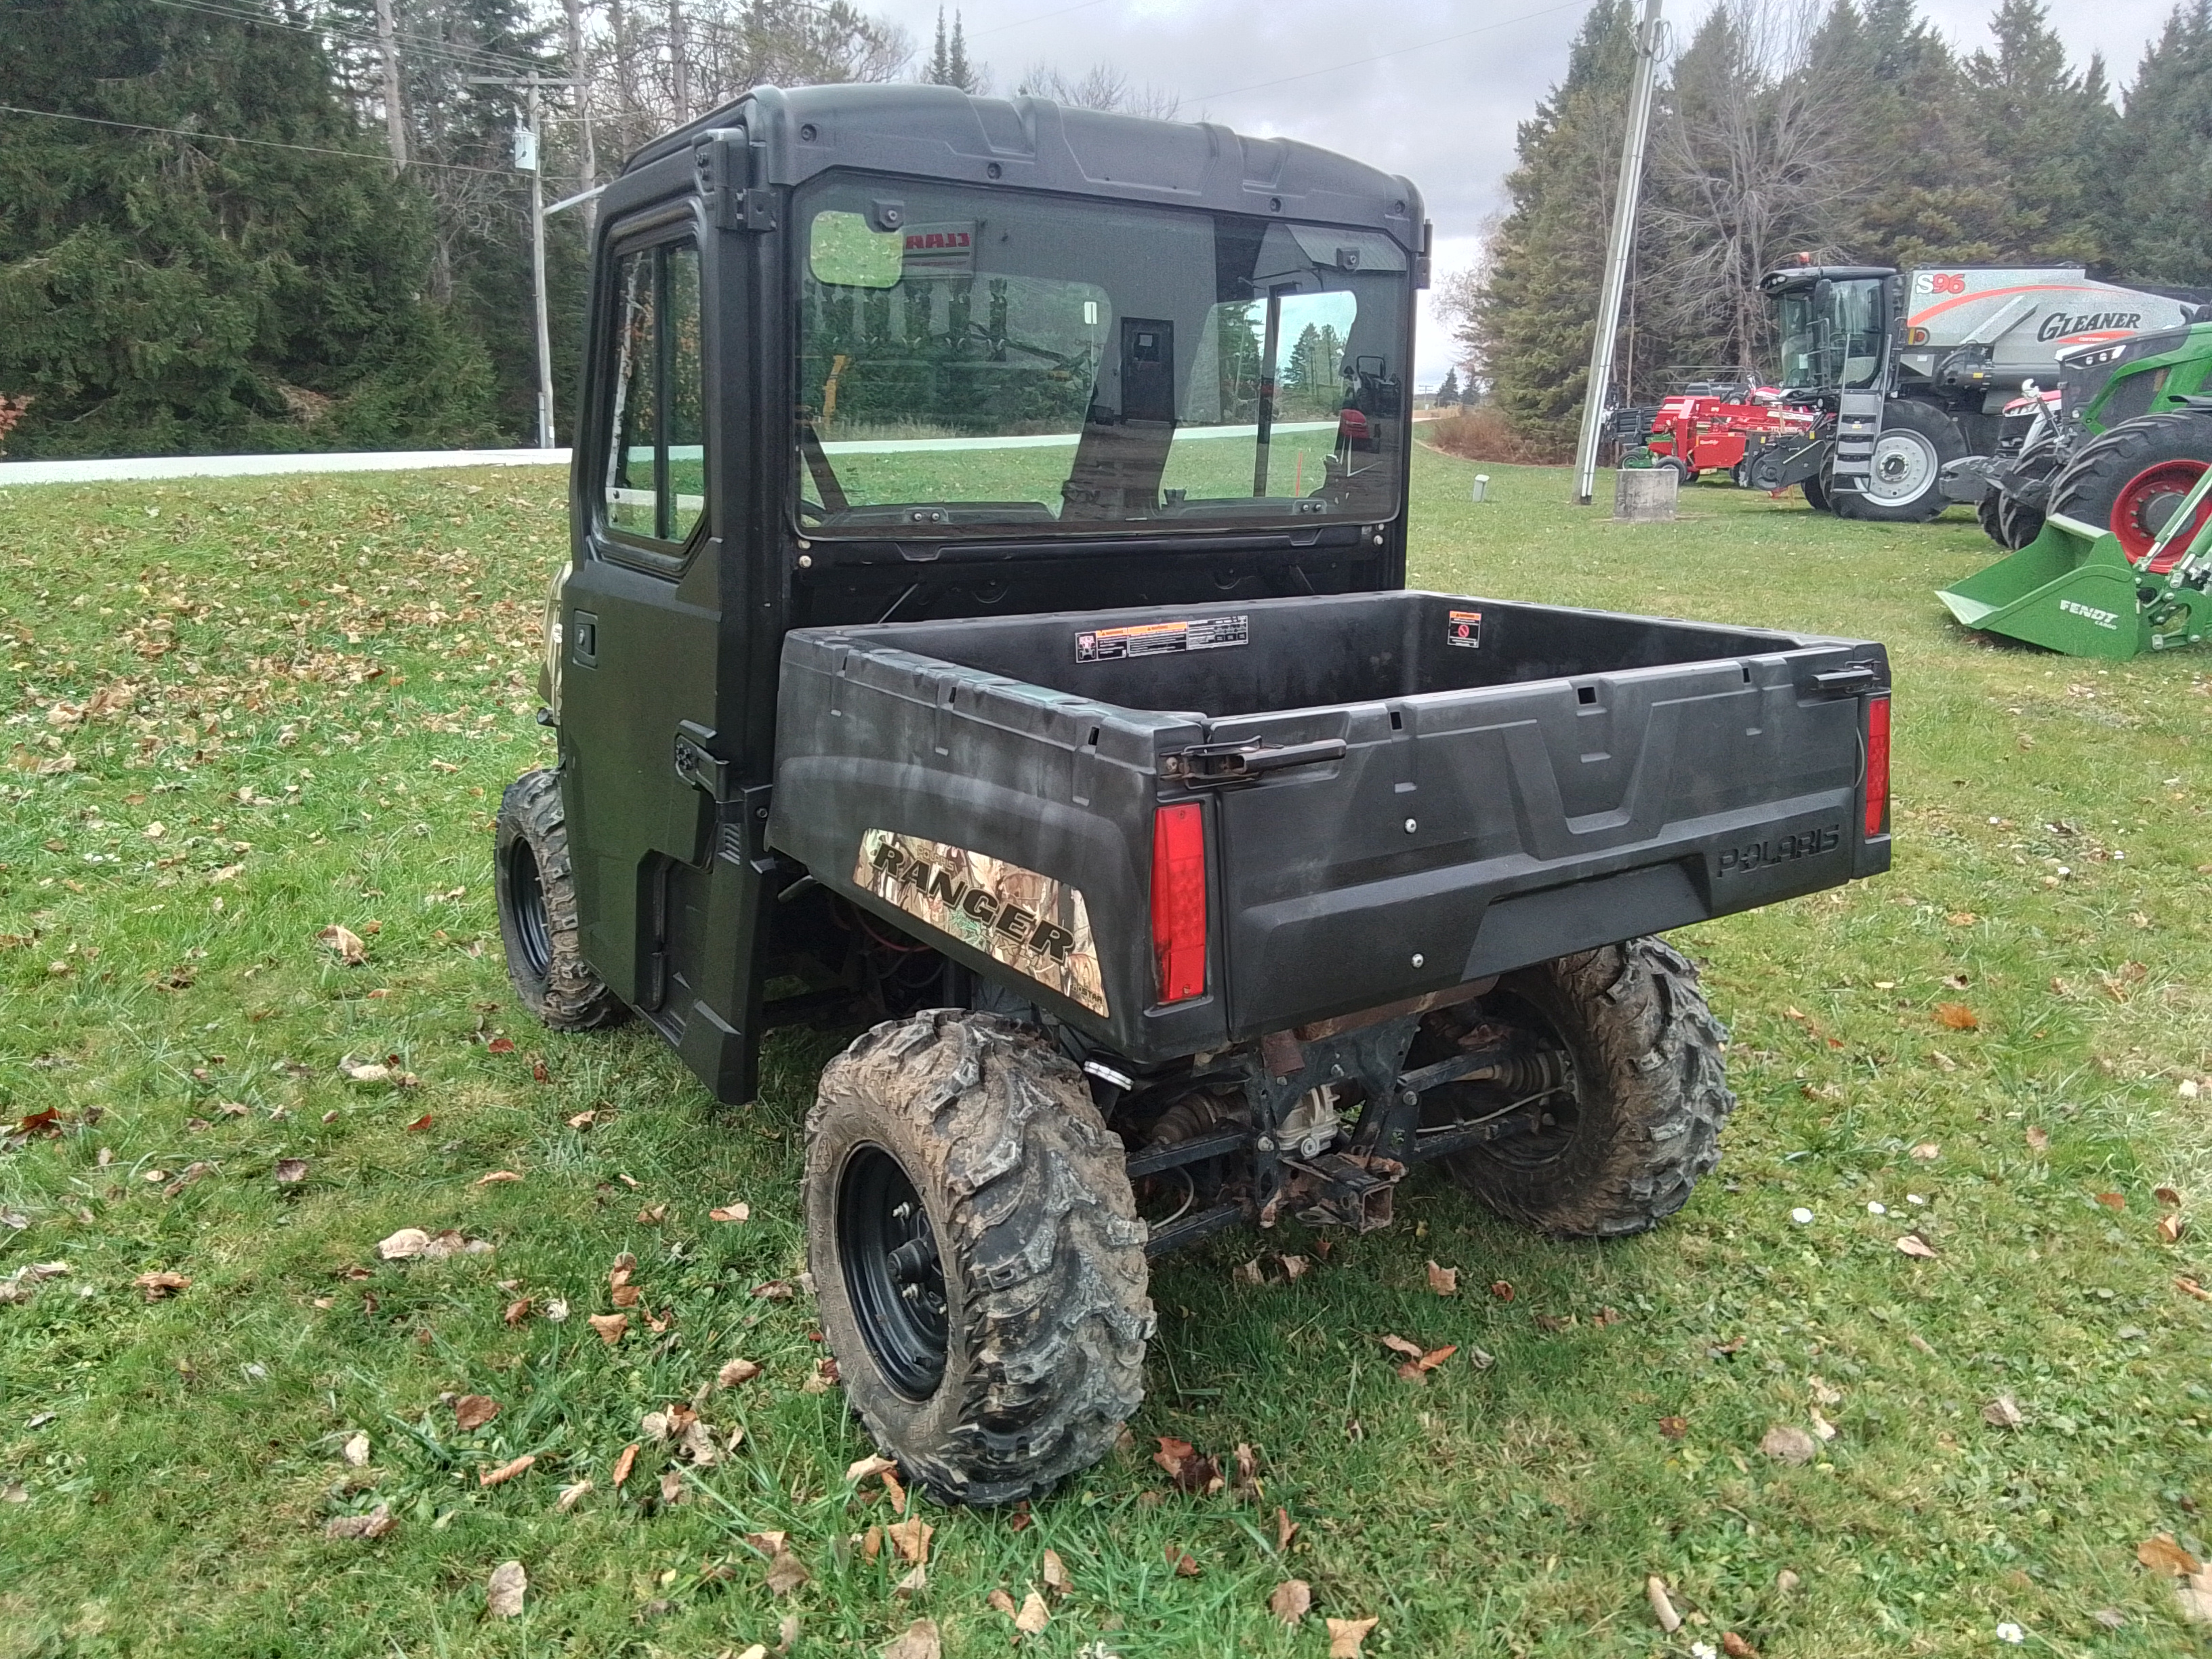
674 721 731 797
719 187 777 232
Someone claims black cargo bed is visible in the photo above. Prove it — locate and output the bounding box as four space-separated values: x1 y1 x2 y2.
770 590 1889 1063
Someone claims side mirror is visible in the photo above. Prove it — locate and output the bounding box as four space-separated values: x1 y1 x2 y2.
809 211 903 289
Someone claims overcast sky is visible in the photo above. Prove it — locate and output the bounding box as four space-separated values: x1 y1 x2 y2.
862 0 2188 385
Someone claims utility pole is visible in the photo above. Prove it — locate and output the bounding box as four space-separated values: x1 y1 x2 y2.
472 74 579 449
562 0 598 235
1572 0 1664 506
374 0 407 171
668 0 691 123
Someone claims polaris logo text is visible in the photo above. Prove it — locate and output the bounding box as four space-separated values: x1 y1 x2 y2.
2058 598 2119 629
2037 310 2141 342
1715 824 1841 876
867 838 1079 962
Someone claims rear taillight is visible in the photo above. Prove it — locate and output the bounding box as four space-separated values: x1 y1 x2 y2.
1150 802 1208 1003
1864 693 1891 839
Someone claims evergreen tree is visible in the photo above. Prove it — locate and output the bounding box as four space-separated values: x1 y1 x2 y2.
1435 367 1461 405
925 7 981 92
0 0 497 456
2105 1 2212 283
1965 0 2120 263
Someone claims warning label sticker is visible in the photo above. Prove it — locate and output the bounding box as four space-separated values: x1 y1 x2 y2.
1446 609 1483 649
1076 614 1250 663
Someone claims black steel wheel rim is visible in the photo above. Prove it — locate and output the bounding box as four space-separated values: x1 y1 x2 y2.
508 838 552 981
838 1144 949 1399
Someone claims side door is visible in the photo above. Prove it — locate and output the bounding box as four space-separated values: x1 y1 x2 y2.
561 205 725 1015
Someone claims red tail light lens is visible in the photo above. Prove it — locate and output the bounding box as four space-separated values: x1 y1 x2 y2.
1864 693 1891 839
1150 802 1208 1003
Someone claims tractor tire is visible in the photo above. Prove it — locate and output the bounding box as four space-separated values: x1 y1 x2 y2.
806 1010 1153 1507
1996 433 2064 550
1833 399 1966 523
2047 409 2212 573
1655 457 1688 486
494 769 628 1031
1975 489 2007 546
1801 467 1832 513
1438 937 1735 1238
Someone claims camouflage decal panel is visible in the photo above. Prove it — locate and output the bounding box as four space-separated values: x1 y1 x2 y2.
853 830 1109 1017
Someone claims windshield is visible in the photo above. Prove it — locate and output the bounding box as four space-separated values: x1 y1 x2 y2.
1775 279 1885 392
793 179 1411 536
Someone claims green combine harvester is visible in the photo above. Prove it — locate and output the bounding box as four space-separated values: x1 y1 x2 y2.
1938 412 2212 659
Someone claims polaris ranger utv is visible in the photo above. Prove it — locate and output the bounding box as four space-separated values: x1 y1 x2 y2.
494 83 1894 1507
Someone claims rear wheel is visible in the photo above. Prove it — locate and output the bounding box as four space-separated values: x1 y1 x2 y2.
1996 433 2064 550
806 1010 1153 1507
494 769 627 1030
2048 409 2212 572
1802 467 1832 513
1433 938 1735 1237
1835 400 1966 523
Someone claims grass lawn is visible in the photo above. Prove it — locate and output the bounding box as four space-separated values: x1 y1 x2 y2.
2 447 2210 1658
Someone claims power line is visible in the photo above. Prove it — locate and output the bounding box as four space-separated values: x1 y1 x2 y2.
1191 0 1593 102
969 0 1115 38
142 0 545 78
0 102 518 175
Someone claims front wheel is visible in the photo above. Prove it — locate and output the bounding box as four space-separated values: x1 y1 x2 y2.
493 769 628 1030
2048 409 2212 572
1834 400 1965 523
806 1011 1153 1507
1435 938 1735 1237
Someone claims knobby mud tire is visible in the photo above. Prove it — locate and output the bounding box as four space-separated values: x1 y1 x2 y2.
806 1010 1153 1507
1445 937 1736 1238
493 769 628 1031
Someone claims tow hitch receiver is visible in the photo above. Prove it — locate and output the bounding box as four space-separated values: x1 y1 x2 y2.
1283 1151 1405 1232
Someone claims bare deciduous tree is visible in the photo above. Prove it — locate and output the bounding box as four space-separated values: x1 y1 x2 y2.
1016 61 1181 120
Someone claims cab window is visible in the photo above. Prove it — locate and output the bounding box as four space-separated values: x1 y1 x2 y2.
605 240 705 546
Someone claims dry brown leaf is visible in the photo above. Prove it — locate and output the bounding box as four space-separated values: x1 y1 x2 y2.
319 924 367 966
134 1271 190 1300
1425 1260 1458 1296
636 1204 668 1225
377 1228 429 1259
753 1279 796 1300
1722 1634 1760 1658
709 1203 750 1223
2025 1126 2049 1153
611 1443 638 1487
453 1394 501 1431
1377 1334 1424 1359
659 1467 686 1505
717 1357 763 1388
1489 1279 1514 1300
503 1296 531 1327
2095 1191 2127 1211
1895 1233 1940 1259
2179 1564 2212 1624
1908 1142 1941 1160
1230 1441 1263 1501
2158 1212 2186 1244
2138 1533 2203 1576
341 1431 370 1468
846 1454 898 1486
894 1564 926 1597
474 1170 523 1186
485 1559 527 1618
1982 1395 2026 1429
1646 1576 1682 1632
2179 1276 2212 1303
1933 1002 1979 1031
274 1158 309 1185
324 1503 395 1540
987 1589 1018 1617
1279 1253 1309 1282
1658 1415 1689 1439
1042 1548 1070 1597
880 1619 940 1659
882 1466 906 1511
1327 1615 1379 1658
2156 1186 2184 1206
555 1479 591 1513
1166 1544 1200 1577
1013 1591 1050 1636
611 1284 641 1307
480 1453 535 1488
887 1516 933 1565
588 1312 628 1346
1271 1579 1313 1624
1759 1424 1817 1465
802 1356 838 1393
1276 1507 1299 1551
765 1547 810 1596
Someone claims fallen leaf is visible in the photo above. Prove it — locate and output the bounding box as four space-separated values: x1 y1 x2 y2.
2179 1276 2212 1303
718 1357 763 1389
1231 1441 1263 1501
2095 1191 2127 1211
1271 1580 1313 1624
1933 1002 1979 1031
1490 1279 1514 1301
274 1158 309 1185
1276 1506 1299 1551
1042 1548 1071 1597
847 1453 898 1486
567 1110 595 1128
588 1312 628 1346
1808 1408 1838 1441
474 1170 523 1186
544 1297 569 1321
709 1203 750 1223
403 1111 432 1129
660 1467 686 1505
485 1559 527 1618
2158 1213 2186 1244
1909 1142 1940 1160
2180 1564 2212 1624
612 1443 638 1486
1647 1576 1683 1632
1895 1233 1940 1259
319 924 366 966
134 1271 190 1300
2092 1608 2127 1630
888 1516 933 1565
1425 1260 1459 1296
480 1453 535 1488
880 1619 940 1659
1166 1544 1200 1576
341 1431 370 1467
2025 1126 2049 1153
1723 1634 1760 1658
802 1357 837 1393
555 1479 591 1512
1327 1615 1379 1657
765 1545 810 1596
611 1284 641 1307
2156 1185 2182 1206
894 1564 926 1597
1013 1591 1049 1635
1759 1425 1817 1465
988 1589 1017 1617
2139 1533 2202 1576
453 1394 501 1431
504 1296 532 1326
1279 1253 1309 1281
1234 1256 1265 1286
1397 1344 1458 1380
752 1280 796 1300
1658 1416 1689 1439
1376 1334 1424 1360
1946 911 1977 926
324 1503 395 1540
636 1204 667 1224
1982 1395 2026 1429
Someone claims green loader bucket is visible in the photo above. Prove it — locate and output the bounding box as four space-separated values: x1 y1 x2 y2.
1936 513 2152 659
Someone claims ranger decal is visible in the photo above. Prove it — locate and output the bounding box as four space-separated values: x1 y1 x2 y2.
854 830 1109 1016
